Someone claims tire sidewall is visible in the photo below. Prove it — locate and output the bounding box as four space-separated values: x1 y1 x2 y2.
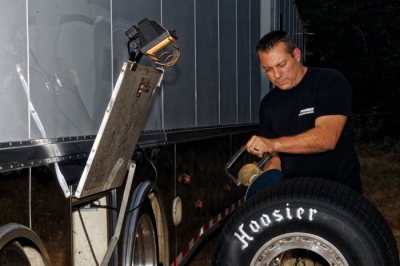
215 197 384 265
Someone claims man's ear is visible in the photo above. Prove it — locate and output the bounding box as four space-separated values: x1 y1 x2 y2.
293 47 301 62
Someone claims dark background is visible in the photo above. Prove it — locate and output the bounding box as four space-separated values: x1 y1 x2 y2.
296 0 400 145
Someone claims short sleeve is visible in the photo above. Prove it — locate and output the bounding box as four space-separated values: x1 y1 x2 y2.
259 97 275 138
315 71 353 117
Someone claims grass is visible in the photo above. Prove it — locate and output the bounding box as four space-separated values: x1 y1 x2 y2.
358 142 400 253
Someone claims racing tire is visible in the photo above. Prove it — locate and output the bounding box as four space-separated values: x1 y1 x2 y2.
0 242 30 266
212 177 399 266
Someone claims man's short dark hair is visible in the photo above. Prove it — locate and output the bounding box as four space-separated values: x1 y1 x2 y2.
256 30 297 56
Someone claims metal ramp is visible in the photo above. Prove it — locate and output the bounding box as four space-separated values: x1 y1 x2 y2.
74 61 163 199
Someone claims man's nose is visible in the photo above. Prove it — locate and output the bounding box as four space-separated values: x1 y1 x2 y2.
273 69 282 79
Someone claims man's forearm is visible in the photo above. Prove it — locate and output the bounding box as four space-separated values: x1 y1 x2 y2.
273 126 337 154
266 115 346 154
246 115 346 157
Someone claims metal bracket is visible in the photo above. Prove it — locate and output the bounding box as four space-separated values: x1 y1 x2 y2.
137 77 150 98
100 161 136 266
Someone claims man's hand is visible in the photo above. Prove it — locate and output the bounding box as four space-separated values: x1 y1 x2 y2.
246 114 347 156
246 135 276 157
245 137 282 170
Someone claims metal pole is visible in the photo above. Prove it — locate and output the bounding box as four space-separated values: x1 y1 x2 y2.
100 162 136 266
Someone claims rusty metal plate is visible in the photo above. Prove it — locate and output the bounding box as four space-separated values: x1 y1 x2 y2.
74 62 162 198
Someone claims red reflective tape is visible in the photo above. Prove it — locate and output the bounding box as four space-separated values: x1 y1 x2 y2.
204 221 210 231
171 197 245 266
182 245 190 257
194 232 201 242
213 215 219 224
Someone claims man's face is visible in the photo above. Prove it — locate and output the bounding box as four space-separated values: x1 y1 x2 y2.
258 42 303 90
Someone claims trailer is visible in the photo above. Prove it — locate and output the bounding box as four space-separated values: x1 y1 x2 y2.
0 1 306 265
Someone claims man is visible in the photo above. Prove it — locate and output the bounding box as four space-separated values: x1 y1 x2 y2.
246 30 362 193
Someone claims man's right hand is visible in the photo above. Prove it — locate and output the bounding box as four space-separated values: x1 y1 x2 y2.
245 135 276 157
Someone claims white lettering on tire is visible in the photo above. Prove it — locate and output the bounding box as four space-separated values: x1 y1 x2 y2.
296 207 304 219
234 204 318 250
234 223 254 250
260 214 271 226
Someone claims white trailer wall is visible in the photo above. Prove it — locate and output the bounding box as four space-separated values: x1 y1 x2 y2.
0 0 302 143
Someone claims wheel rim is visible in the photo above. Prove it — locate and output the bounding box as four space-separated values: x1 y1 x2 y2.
250 232 349 266
133 214 157 266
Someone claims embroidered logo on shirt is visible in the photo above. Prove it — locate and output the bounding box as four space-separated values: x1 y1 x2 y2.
299 107 314 116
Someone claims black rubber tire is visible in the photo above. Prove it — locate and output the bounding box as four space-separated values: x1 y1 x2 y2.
0 242 30 266
122 199 159 266
212 177 399 266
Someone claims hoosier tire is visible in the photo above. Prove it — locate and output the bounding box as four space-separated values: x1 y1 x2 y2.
212 177 399 266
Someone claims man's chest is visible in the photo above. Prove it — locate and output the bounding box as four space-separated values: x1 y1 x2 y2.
268 91 317 137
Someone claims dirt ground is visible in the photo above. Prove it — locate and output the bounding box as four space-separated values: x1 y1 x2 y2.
188 232 218 266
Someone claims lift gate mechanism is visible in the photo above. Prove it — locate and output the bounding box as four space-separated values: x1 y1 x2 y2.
69 18 179 266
